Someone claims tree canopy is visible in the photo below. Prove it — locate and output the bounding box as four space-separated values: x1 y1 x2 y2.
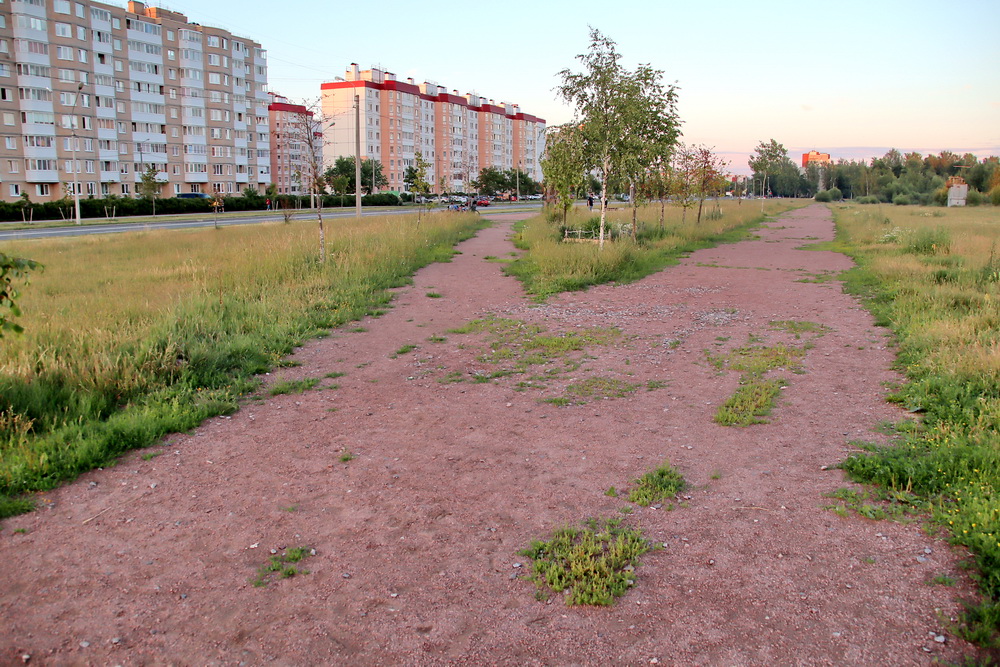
555 27 681 246
325 156 387 195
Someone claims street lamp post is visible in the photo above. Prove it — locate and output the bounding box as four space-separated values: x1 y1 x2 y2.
70 82 83 225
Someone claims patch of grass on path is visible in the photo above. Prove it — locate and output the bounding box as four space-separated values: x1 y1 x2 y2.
520 518 656 606
628 461 686 506
251 546 314 587
446 317 619 384
707 338 806 426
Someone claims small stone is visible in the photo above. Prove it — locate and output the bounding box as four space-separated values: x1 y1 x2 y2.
934 634 946 644
150 483 157 489
79 641 90 648
512 562 523 569
111 637 121 645
20 654 30 664
832 632 841 638
342 573 351 579
924 548 932 554
917 556 928 563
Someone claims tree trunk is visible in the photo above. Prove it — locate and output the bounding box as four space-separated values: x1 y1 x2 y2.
599 159 609 250
696 196 705 224
659 196 665 229
318 206 326 263
630 181 637 240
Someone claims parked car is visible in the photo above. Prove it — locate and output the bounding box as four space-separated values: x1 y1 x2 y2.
176 192 212 199
475 198 490 207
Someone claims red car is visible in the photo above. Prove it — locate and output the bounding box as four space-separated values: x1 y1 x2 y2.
475 198 490 207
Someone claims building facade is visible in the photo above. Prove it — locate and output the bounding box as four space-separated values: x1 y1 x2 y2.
0 0 270 203
268 93 321 196
321 64 544 194
801 150 831 168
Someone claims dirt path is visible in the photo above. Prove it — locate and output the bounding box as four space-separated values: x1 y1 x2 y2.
0 206 978 665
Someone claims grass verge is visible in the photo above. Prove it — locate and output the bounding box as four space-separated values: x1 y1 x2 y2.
0 212 486 518
826 202 1000 652
506 200 805 300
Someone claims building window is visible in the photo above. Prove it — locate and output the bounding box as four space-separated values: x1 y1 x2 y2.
36 184 50 196
9 184 20 197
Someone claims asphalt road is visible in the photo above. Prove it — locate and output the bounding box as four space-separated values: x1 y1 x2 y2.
0 203 542 243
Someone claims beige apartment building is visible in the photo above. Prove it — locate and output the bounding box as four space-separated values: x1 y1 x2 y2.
321 64 545 194
0 0 270 203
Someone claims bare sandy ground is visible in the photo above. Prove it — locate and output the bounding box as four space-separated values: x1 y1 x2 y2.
0 205 980 665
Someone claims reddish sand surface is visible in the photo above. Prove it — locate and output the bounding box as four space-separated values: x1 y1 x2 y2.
0 205 984 665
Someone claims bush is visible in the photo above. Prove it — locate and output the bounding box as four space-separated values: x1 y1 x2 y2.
814 191 832 203
829 187 843 201
856 196 880 205
931 187 948 207
361 193 401 206
893 194 913 206
966 189 984 207
905 227 951 255
991 186 1000 207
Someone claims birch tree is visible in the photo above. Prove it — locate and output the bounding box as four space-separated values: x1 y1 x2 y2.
540 124 586 224
276 98 329 262
557 28 680 248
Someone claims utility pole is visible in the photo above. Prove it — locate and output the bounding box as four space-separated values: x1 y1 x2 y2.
71 82 84 225
354 93 362 218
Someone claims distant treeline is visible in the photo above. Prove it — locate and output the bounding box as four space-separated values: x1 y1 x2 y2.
755 150 999 205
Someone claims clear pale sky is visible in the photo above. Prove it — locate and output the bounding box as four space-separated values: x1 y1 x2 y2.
146 0 998 174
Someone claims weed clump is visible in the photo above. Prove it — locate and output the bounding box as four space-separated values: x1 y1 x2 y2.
251 546 314 587
628 462 686 506
520 518 654 606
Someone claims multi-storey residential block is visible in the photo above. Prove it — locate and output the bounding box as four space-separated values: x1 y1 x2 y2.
801 150 831 168
268 93 321 196
321 64 544 194
0 0 270 203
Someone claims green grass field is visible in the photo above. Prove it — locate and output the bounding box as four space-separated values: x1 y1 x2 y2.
828 201 1000 650
0 212 484 517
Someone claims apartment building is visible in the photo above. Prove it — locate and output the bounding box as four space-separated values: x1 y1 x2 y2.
0 0 270 203
268 93 321 196
321 64 544 194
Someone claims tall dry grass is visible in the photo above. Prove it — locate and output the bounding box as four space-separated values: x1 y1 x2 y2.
507 199 805 298
0 212 483 515
832 201 1000 648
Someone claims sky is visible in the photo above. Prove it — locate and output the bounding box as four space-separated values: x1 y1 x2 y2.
137 0 998 175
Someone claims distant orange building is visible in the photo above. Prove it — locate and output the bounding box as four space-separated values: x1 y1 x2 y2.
802 150 831 168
